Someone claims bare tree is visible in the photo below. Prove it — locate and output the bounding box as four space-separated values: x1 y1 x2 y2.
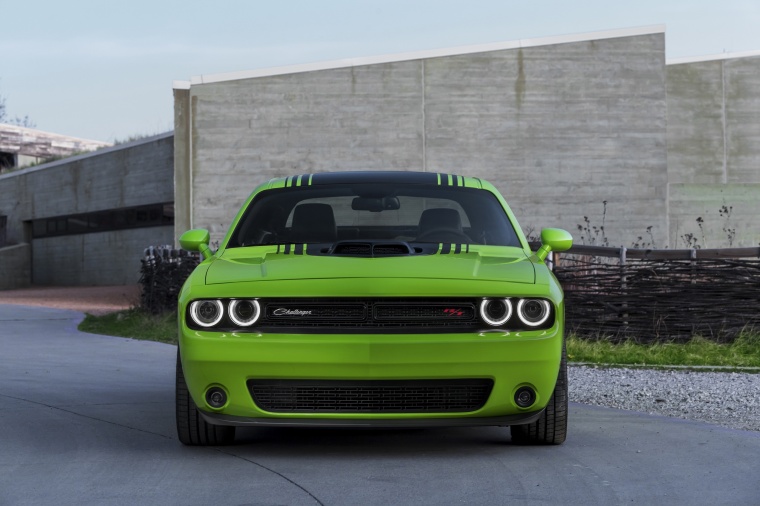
0 83 36 128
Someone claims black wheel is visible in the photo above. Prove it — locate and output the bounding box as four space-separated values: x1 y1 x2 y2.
176 350 236 446
510 342 568 445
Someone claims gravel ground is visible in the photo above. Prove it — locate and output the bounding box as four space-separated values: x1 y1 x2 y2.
570 365 760 432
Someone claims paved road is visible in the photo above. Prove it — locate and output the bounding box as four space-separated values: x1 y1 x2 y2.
2 305 759 506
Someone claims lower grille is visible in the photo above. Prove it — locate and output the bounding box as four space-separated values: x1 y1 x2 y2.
248 379 493 413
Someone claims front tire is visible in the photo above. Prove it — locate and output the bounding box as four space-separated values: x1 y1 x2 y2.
510 343 568 445
176 350 236 446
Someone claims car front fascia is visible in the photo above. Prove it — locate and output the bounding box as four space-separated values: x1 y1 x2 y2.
177 275 565 425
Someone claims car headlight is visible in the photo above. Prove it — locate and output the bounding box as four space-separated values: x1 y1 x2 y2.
516 299 551 327
189 300 224 327
479 297 554 330
228 299 261 326
479 298 513 326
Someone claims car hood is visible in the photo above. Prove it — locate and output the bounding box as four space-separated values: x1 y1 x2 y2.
204 246 536 285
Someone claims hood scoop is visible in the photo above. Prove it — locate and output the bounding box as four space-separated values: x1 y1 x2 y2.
327 241 419 257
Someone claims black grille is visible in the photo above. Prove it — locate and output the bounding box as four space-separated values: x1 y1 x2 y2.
372 244 411 255
332 243 372 255
329 241 413 257
266 303 366 321
259 298 478 332
248 379 493 413
375 303 476 321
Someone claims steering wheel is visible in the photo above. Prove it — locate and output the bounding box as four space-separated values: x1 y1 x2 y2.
415 227 472 243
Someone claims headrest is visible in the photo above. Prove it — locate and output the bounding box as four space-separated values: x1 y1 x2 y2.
418 208 462 232
291 203 337 242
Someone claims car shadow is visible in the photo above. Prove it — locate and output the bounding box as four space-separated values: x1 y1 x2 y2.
227 425 532 457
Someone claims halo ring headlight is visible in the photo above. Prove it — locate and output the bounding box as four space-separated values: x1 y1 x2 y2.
480 298 512 326
190 300 224 328
229 299 261 327
517 299 551 327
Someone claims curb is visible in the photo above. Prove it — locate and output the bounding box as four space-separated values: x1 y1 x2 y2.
569 362 760 373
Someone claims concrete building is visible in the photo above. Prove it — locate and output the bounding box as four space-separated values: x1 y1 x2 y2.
2 25 759 291
173 25 760 249
666 51 760 248
0 133 173 288
0 124 110 172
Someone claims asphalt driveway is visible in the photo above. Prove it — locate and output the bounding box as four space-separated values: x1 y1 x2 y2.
1 304 758 505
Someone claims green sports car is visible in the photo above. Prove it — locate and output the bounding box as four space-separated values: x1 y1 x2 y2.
176 171 572 446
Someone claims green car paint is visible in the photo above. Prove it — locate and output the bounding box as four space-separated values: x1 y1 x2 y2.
176 171 572 445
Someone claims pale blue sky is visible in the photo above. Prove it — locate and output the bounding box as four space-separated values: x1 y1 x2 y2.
2 0 760 142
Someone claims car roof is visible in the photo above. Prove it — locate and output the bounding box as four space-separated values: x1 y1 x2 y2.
267 171 485 189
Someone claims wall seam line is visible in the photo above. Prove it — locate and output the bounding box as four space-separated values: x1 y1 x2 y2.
421 61 427 172
188 91 194 229
721 60 728 184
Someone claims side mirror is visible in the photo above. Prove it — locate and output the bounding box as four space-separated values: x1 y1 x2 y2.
536 228 572 261
179 229 212 260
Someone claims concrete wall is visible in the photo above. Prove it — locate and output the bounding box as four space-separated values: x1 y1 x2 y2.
32 227 172 286
424 35 667 245
0 133 174 287
667 54 760 247
0 243 31 289
175 28 669 248
668 184 760 248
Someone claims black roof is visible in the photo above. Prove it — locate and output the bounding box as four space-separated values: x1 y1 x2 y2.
310 171 440 186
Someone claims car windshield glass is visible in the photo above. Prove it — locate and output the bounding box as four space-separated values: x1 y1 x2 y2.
227 184 521 247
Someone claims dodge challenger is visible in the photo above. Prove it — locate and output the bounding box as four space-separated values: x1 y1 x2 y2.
176 171 572 445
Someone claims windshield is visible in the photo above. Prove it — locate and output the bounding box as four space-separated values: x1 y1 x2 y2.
227 184 521 248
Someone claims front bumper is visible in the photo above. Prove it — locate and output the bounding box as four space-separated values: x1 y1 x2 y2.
179 327 563 425
199 410 545 428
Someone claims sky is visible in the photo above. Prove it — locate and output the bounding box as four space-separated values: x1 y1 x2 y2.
2 0 760 143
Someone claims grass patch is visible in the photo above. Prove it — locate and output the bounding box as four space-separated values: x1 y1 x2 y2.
79 309 178 345
80 310 760 368
567 333 760 368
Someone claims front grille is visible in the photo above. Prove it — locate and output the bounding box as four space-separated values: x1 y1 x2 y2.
259 298 478 332
374 303 476 321
248 379 494 413
266 303 366 321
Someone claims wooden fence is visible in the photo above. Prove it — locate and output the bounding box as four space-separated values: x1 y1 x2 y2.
138 243 760 342
552 245 760 343
139 246 199 314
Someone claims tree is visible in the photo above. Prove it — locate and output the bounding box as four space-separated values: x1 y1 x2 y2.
0 84 35 128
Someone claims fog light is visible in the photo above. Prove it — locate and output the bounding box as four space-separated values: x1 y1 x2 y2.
205 387 228 408
514 386 536 408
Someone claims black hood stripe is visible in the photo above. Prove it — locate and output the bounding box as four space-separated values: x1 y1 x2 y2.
276 242 469 256
279 172 468 188
438 244 470 255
